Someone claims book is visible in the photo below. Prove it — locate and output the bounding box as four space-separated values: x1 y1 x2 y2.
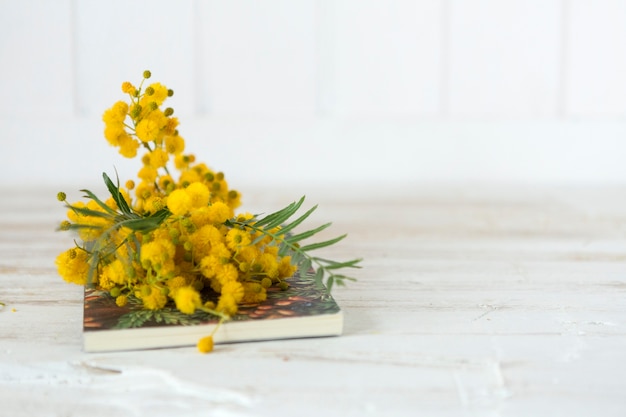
82 271 343 352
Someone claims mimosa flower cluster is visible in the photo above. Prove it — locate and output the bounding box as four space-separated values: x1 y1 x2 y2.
55 71 360 352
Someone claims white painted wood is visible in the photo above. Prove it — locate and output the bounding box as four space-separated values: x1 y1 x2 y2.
565 0 626 118
73 0 196 117
196 0 316 117
4 0 626 122
0 0 73 118
448 0 561 118
4 2 626 188
322 0 442 117
1 186 626 416
3 118 626 188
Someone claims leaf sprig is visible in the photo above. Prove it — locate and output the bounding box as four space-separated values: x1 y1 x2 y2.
62 173 170 281
227 196 361 292
64 173 170 234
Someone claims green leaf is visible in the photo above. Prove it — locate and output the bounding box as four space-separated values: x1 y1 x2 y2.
285 222 332 244
299 234 347 252
278 241 290 257
329 274 356 287
275 204 318 236
103 172 132 215
315 257 362 270
291 251 304 265
65 224 103 231
264 199 308 231
314 267 324 285
254 196 305 229
80 189 118 216
116 208 170 232
326 275 335 292
299 257 312 275
117 218 160 232
67 205 116 220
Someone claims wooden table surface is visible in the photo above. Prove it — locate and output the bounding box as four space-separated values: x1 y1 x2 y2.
1 185 625 417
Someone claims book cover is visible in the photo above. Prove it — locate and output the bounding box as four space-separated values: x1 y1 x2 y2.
83 271 343 352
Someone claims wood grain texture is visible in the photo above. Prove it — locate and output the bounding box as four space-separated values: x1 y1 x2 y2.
1 186 625 416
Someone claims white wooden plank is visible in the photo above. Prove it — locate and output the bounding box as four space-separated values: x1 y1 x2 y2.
196 0 316 117
73 0 195 117
323 0 442 117
0 0 73 118
448 0 561 118
565 0 626 118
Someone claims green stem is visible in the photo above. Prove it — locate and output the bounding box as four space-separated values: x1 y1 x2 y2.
198 307 229 322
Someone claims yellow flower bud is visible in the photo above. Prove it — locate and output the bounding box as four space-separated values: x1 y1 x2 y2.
151 198 164 212
197 335 214 353
130 104 142 119
115 295 128 307
121 81 136 94
141 285 151 297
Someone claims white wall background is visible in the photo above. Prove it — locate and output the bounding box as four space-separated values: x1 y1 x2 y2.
1 0 626 189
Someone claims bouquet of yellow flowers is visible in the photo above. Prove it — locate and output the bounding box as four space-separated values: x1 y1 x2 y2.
55 71 360 352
